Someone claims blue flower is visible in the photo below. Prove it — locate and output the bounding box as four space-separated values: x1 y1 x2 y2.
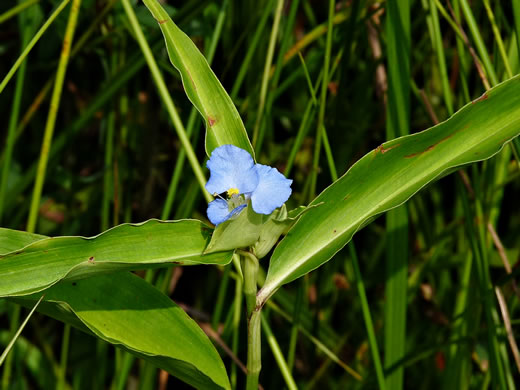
206 145 292 225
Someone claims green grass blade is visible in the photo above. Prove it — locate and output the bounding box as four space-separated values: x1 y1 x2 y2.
458 177 507 389
482 0 513 78
0 4 36 222
251 0 284 151
309 0 335 200
161 0 228 220
259 75 520 303
57 324 70 390
0 0 39 25
121 0 210 203
0 295 44 367
0 0 70 95
141 0 254 158
347 242 386 389
230 0 275 101
14 272 231 390
261 313 298 390
384 1 411 388
0 220 233 297
514 0 520 57
26 0 82 233
459 0 498 85
429 0 453 115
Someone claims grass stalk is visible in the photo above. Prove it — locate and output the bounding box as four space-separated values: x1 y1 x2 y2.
286 279 304 372
0 295 45 390
442 251 473 390
120 0 210 203
0 6 34 222
102 50 117 231
27 0 82 233
252 0 284 151
0 0 71 95
0 0 39 25
458 0 499 85
256 0 301 153
513 0 520 57
211 265 232 330
161 0 228 220
230 0 275 101
0 0 118 153
428 0 454 115
309 0 334 200
347 242 386 390
261 313 298 390
482 0 513 79
57 324 71 390
458 175 507 390
384 1 411 389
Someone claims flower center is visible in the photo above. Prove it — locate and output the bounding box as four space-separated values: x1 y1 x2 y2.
227 188 239 197
227 192 247 212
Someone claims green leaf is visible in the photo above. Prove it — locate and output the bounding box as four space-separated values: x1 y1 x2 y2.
141 0 254 158
0 229 46 253
14 272 231 390
259 76 520 303
0 219 233 297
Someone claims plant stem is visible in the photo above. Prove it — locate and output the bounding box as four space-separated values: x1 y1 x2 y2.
241 250 259 315
246 309 262 390
241 250 261 390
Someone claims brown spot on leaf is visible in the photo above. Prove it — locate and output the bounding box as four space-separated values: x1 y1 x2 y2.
158 19 168 24
471 93 488 104
374 143 400 155
186 69 196 91
88 256 95 264
405 134 453 158
208 116 217 126
405 151 420 158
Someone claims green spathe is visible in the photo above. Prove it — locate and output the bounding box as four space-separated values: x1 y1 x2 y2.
205 203 312 257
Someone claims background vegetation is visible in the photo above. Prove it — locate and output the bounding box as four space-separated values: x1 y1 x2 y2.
1 0 520 389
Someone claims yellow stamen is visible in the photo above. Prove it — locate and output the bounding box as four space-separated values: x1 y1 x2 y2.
227 188 239 197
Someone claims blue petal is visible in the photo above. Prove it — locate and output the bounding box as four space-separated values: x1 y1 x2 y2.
206 145 258 195
207 199 247 225
250 164 292 215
